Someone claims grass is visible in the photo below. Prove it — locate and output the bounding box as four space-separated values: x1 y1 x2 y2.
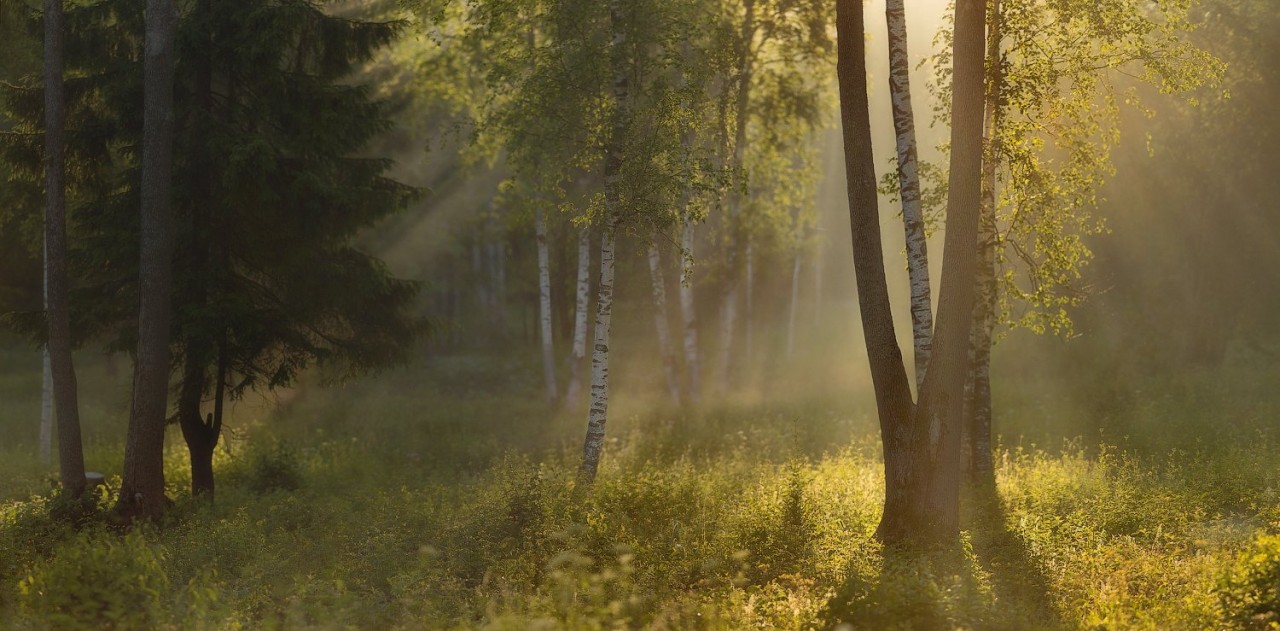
1 345 1279 629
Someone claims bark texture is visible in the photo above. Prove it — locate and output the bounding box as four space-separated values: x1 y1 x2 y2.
579 0 627 483
836 0 986 545
564 226 591 405
535 206 558 404
967 0 1003 482
39 350 52 465
44 0 86 496
835 0 915 542
647 244 681 405
886 0 934 388
119 0 179 519
906 0 988 542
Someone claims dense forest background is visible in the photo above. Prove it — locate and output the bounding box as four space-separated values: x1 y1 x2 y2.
2 0 1280 628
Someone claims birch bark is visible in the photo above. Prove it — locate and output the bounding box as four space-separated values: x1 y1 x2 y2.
886 0 934 388
579 0 628 483
647 244 681 405
564 226 591 405
535 206 558 403
44 0 86 496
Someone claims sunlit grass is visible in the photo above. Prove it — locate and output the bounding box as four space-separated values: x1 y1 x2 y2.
1 350 1279 628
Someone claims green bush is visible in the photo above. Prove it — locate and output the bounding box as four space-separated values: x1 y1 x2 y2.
247 442 304 493
18 529 169 630
1220 532 1280 629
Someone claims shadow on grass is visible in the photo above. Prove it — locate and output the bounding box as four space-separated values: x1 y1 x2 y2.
818 483 1065 630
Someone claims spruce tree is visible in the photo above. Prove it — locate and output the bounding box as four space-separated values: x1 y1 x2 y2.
2 0 422 501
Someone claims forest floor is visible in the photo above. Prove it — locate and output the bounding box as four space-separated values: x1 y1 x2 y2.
1 348 1279 629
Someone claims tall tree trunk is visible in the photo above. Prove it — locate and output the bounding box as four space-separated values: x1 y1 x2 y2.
118 0 179 519
44 0 86 497
908 0 988 542
39 349 52 465
886 0 934 388
579 0 627 484
786 246 801 359
678 217 701 403
536 206 558 404
835 0 916 544
716 0 756 393
647 244 680 405
564 226 592 405
812 238 823 328
178 5 218 498
40 251 53 466
836 0 985 545
967 0 1002 483
177 349 214 496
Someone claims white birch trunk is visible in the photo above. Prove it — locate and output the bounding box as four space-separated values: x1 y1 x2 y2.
678 218 701 403
647 244 681 405
786 249 802 359
535 206 558 404
581 226 616 481
564 226 592 405
580 0 627 482
886 0 934 389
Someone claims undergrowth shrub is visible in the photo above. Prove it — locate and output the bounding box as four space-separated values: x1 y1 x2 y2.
18 529 169 630
246 442 304 493
1220 531 1280 629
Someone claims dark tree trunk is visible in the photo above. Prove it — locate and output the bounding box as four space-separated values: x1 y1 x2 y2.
43 0 87 497
837 0 987 546
118 0 179 520
966 0 1003 484
834 0 916 543
909 0 988 540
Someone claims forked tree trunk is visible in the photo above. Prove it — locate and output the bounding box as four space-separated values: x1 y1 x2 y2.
119 0 179 520
886 0 934 388
678 217 701 403
647 244 681 405
535 206 558 404
836 0 986 545
967 0 1002 482
579 0 627 483
564 226 592 405
44 0 86 497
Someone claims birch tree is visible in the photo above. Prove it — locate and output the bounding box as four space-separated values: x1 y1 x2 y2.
836 0 986 545
564 226 591 406
917 0 1222 478
535 202 558 404
885 0 933 388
